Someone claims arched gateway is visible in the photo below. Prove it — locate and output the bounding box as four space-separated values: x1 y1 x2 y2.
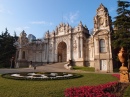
15 4 114 73
57 41 67 62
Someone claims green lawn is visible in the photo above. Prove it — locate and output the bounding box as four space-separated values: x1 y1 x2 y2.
73 66 95 72
0 73 117 97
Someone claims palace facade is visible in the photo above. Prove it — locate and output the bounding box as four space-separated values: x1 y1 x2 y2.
15 4 113 72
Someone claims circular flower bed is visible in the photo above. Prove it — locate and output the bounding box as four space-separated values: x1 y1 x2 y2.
1 72 82 81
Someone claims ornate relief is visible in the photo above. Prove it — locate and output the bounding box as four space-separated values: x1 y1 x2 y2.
38 44 42 50
94 3 111 29
49 44 52 51
45 31 50 38
55 23 72 35
73 40 77 51
94 30 108 36
19 30 28 46
33 45 36 50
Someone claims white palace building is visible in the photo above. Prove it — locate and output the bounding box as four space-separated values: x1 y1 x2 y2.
15 4 113 72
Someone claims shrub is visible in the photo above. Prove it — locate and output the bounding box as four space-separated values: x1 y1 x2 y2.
64 74 121 97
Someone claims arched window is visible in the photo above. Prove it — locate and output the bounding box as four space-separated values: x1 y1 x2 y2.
22 51 25 59
99 39 106 53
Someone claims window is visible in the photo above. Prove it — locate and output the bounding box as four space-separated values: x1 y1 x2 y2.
22 51 25 59
99 39 106 53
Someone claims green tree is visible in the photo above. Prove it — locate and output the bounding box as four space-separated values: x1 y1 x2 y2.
0 28 18 68
112 0 130 68
112 0 130 50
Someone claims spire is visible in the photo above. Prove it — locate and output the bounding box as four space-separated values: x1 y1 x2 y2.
100 3 104 7
97 3 108 13
84 25 87 28
20 30 26 37
78 21 83 26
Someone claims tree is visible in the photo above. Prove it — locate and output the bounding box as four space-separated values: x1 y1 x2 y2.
112 0 130 50
112 0 130 68
0 28 18 68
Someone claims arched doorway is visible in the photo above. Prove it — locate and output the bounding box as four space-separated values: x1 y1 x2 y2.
57 42 67 62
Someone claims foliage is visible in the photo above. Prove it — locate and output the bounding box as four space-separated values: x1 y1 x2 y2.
64 74 128 97
111 0 130 68
0 28 18 67
123 84 130 97
64 82 119 97
0 73 117 97
111 74 120 79
112 0 130 51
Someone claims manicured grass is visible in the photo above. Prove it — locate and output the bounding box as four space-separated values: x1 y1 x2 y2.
0 73 117 97
73 66 95 72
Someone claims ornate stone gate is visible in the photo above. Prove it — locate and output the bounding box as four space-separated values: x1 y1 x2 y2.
57 41 67 62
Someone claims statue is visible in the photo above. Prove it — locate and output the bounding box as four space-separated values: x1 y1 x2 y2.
118 47 129 82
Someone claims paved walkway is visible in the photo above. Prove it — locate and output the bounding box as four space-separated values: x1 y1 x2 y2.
0 62 119 74
0 62 76 74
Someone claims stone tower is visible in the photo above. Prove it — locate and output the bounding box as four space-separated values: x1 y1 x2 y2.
16 30 29 67
88 4 113 72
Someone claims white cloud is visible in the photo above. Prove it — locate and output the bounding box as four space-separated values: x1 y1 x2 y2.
7 10 13 14
31 21 53 26
63 11 79 23
31 21 46 24
0 5 13 14
0 6 4 13
24 26 30 29
49 22 53 26
15 27 22 32
15 26 30 32
109 7 116 13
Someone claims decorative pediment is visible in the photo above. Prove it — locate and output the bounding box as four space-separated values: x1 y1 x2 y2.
93 3 112 30
96 3 108 16
18 30 28 46
20 30 27 37
55 23 72 35
93 30 109 36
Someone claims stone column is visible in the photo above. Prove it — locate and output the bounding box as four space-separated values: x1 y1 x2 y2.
80 36 83 58
44 44 46 60
46 42 49 64
95 38 99 54
69 35 72 60
52 39 55 63
55 43 57 62
15 50 18 61
78 37 80 58
18 49 22 60
15 50 19 68
77 36 80 58
68 35 72 61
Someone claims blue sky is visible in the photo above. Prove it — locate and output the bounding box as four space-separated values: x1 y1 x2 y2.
0 0 118 39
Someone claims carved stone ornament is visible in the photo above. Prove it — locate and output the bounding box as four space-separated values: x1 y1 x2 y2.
73 40 77 51
49 44 52 51
118 47 129 82
56 23 72 35
94 3 111 29
118 47 127 66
